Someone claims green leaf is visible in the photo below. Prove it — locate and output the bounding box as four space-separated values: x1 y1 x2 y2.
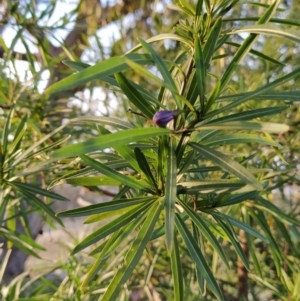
0 228 41 258
246 208 282 274
63 60 90 71
23 135 71 161
194 121 289 134
251 275 289 301
79 154 149 191
100 201 162 301
52 127 171 158
72 201 153 254
134 147 158 191
126 34 193 54
88 211 146 256
81 229 122 289
211 213 250 270
125 58 195 112
204 78 221 114
139 38 183 109
8 114 27 155
171 235 184 301
175 214 223 301
232 24 300 44
1 105 14 157
82 210 148 288
165 137 177 253
177 180 245 194
208 210 268 242
216 91 300 102
98 126 142 173
194 37 206 112
12 188 63 226
84 205 142 224
256 197 300 226
211 68 300 117
220 0 280 90
203 18 222 68
115 72 155 119
7 181 68 201
189 143 262 190
57 196 155 218
57 197 155 217
46 53 153 95
215 190 258 207
178 199 229 267
224 41 284 66
201 134 281 148
206 106 287 123
66 176 120 186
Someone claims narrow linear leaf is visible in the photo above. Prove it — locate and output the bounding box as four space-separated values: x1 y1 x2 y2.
165 137 177 253
256 197 300 226
1 105 14 156
175 214 223 301
88 211 146 256
194 121 289 134
72 202 153 254
100 201 162 301
211 213 249 270
57 196 155 218
208 210 268 242
63 60 90 71
220 0 280 90
126 34 193 54
52 127 171 158
204 78 221 114
46 53 153 95
13 188 63 226
216 91 300 102
81 229 122 290
66 176 120 186
115 72 155 119
206 106 287 124
139 38 183 109
83 205 142 224
99 126 142 173
8 181 68 201
194 37 206 112
189 143 262 190
211 68 300 118
177 180 245 194
134 147 158 191
247 208 282 274
232 24 300 44
24 135 71 161
0 228 40 258
8 114 27 155
225 41 284 65
79 154 149 191
201 134 281 148
178 199 229 267
203 18 222 67
171 235 184 301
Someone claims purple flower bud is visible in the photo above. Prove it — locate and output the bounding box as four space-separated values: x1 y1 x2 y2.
152 110 179 127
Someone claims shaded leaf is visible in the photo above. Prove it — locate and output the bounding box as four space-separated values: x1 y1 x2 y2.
189 143 262 190
100 201 162 301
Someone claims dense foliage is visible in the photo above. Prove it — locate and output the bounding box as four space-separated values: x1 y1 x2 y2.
0 0 300 300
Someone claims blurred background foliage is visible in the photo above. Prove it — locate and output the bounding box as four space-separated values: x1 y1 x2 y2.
0 0 299 300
